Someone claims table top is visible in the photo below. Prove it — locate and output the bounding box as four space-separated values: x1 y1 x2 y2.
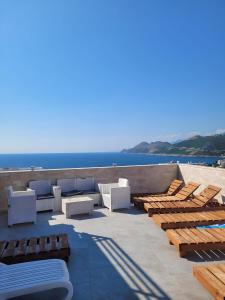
62 196 94 203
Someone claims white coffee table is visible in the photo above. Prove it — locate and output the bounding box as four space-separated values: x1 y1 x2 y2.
62 196 94 218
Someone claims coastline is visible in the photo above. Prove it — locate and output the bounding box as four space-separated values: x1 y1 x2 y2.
122 152 224 158
0 152 222 169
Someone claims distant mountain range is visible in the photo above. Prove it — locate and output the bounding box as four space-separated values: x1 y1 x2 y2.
122 134 225 156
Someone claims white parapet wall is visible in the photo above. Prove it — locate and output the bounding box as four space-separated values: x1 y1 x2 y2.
0 164 178 212
178 164 225 203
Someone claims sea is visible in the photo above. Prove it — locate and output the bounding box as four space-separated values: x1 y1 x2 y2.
0 153 221 170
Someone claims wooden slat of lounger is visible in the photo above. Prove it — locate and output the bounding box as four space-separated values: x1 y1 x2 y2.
212 211 225 218
164 202 183 208
162 202 178 208
195 211 224 222
206 211 225 222
191 228 225 244
147 202 158 209
193 229 219 243
208 185 222 193
187 212 207 221
174 229 196 244
196 229 223 243
180 228 206 244
147 201 225 216
150 202 161 208
156 213 187 224
167 180 183 195
177 189 193 198
39 236 48 253
193 264 225 300
166 213 188 223
191 198 206 206
201 211 218 220
210 265 225 286
15 239 26 256
162 213 181 223
0 241 7 257
58 233 69 249
0 233 70 264
153 211 225 229
2 240 17 258
162 211 225 230
168 228 225 257
153 214 170 224
204 229 225 242
49 235 57 251
180 212 206 221
213 228 225 240
27 238 37 255
175 182 200 198
166 229 189 246
217 264 225 281
152 213 182 226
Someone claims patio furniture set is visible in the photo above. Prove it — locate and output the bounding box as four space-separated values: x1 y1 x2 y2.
3 177 225 299
1 177 130 299
6 177 130 226
133 179 225 299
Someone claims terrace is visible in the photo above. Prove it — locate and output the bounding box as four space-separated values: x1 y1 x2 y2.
0 163 225 300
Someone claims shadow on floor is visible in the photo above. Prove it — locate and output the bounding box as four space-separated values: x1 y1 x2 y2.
69 208 107 220
86 233 171 300
5 217 171 300
112 206 147 215
186 249 225 262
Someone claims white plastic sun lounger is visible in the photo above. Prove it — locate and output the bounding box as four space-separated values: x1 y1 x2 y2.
0 259 73 300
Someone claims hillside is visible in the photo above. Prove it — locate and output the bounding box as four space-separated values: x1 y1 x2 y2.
122 134 225 156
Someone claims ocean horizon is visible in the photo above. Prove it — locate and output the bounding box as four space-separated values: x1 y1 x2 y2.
0 152 221 169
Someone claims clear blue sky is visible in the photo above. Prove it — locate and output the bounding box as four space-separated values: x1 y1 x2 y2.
1 0 225 153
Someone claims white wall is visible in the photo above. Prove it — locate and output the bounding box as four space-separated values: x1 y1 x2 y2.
0 164 178 212
178 164 225 203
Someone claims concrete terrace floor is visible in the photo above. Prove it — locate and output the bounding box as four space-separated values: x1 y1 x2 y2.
0 206 222 300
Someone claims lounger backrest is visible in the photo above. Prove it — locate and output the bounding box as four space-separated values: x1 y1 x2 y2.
167 180 183 196
192 185 221 207
175 182 200 200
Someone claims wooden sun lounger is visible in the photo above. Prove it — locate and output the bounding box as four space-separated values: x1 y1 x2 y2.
132 179 183 205
0 233 70 264
166 228 225 257
145 185 222 216
133 179 183 200
153 210 225 230
193 263 225 300
133 181 199 207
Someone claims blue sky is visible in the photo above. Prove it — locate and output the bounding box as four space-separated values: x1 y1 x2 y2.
1 0 225 153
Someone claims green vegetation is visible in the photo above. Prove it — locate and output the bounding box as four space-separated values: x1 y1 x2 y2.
122 134 225 156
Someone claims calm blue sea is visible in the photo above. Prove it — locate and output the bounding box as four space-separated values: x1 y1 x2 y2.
0 153 220 169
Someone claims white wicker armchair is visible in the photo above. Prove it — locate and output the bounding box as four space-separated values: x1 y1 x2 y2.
5 186 36 226
99 178 131 211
